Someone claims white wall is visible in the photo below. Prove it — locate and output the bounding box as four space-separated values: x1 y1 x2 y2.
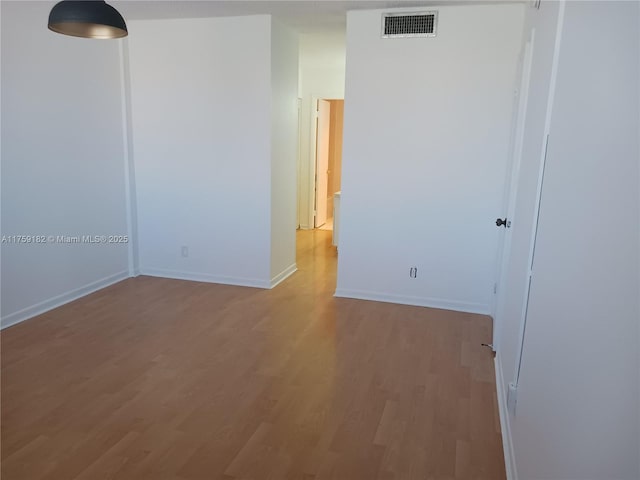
128 16 273 288
1 1 130 328
501 2 640 478
298 32 346 229
270 21 299 285
336 5 525 314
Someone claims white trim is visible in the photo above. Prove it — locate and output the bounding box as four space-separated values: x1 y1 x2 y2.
495 354 518 480
270 263 297 288
309 96 320 230
140 268 270 289
333 289 490 316
1 271 129 329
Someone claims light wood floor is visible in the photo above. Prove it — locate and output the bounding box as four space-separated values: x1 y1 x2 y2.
1 230 505 480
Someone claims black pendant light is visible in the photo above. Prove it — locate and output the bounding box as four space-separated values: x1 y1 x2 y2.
48 1 128 39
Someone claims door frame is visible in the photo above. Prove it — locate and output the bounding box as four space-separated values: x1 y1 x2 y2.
307 96 320 229
314 99 331 228
305 95 343 230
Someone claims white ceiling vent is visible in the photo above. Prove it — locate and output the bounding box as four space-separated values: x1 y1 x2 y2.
382 12 438 38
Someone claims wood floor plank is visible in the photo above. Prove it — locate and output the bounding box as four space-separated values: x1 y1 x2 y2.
1 229 505 480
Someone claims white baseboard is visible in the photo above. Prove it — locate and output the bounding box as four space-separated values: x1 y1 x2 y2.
333 289 490 316
140 268 270 289
1 270 129 329
494 354 517 480
270 263 297 288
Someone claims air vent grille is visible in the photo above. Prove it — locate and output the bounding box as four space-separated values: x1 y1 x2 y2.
382 12 437 38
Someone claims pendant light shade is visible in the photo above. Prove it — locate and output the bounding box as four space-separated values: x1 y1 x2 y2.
48 1 128 39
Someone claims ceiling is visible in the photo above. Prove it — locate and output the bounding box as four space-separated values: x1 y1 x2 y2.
113 0 523 33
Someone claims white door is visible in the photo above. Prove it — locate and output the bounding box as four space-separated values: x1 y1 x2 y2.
492 35 535 347
314 99 331 228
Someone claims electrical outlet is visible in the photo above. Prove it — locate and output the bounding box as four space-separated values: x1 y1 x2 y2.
181 246 189 258
409 267 418 278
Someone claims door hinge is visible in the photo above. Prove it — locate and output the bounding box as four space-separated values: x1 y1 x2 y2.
507 382 518 414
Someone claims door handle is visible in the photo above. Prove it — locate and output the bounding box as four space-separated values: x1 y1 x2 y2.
496 218 509 228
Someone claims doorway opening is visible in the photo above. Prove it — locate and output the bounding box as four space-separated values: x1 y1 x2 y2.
314 98 344 236
295 30 346 242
